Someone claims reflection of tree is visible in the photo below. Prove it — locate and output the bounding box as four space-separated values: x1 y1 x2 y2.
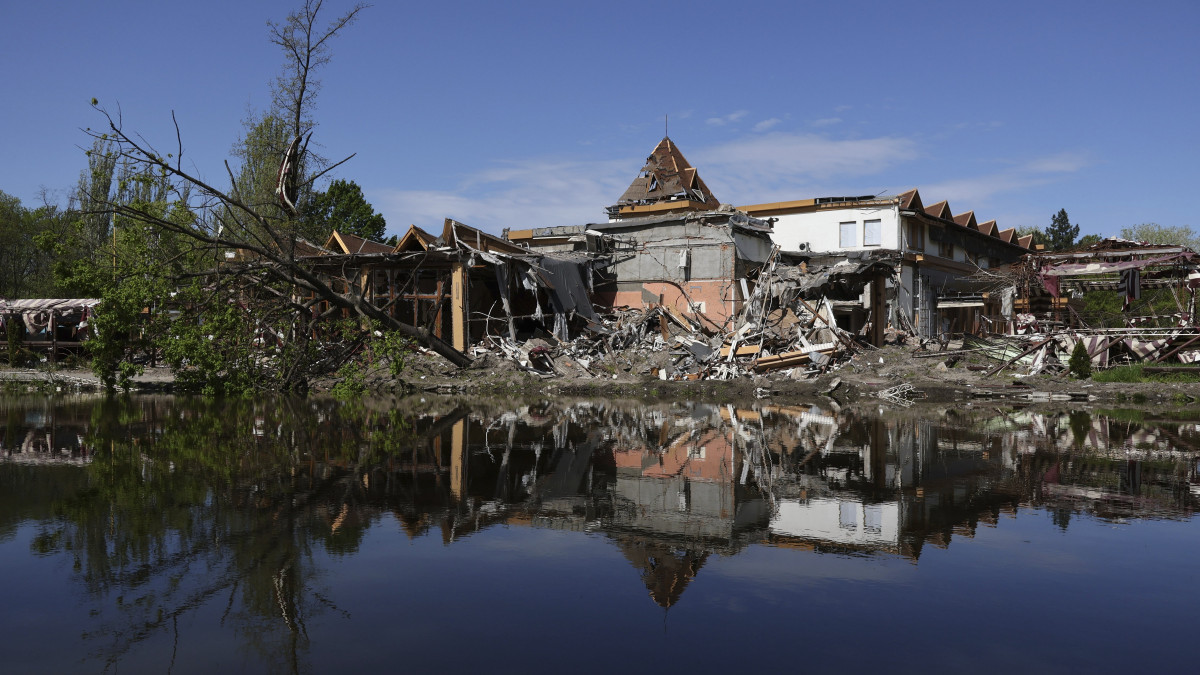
29 395 420 673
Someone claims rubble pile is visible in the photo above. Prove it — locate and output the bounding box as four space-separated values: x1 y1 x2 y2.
471 295 866 383
964 328 1200 378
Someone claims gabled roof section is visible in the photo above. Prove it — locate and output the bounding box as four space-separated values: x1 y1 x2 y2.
394 224 438 252
443 218 528 255
997 227 1016 244
293 237 335 257
924 200 952 220
1017 234 1034 249
325 230 394 255
898 188 924 212
613 137 721 212
977 219 998 237
953 211 978 230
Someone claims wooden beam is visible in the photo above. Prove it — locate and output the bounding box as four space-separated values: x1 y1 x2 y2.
451 262 467 352
869 272 886 347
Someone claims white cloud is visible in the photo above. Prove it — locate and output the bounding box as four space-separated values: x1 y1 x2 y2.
921 152 1091 206
371 136 1087 238
1024 152 1088 173
374 157 632 235
811 117 842 127
706 110 749 126
375 132 924 232
693 132 919 202
753 118 782 132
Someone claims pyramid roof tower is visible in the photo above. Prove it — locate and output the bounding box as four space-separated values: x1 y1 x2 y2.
615 536 709 608
608 137 721 219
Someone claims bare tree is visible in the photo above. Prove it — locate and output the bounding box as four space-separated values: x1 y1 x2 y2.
84 0 472 380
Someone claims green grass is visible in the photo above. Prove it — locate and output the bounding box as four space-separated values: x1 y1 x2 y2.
1092 363 1200 384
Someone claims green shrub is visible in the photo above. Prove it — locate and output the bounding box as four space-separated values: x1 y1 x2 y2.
1068 341 1092 379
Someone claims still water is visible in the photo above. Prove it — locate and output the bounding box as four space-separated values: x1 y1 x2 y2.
1 394 1197 673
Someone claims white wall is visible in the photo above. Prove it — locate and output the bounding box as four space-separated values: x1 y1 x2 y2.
769 205 900 253
770 498 900 546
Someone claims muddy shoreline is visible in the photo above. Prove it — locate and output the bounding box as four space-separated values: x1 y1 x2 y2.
4 344 1198 406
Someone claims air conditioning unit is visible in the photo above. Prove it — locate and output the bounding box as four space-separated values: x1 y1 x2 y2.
795 242 810 252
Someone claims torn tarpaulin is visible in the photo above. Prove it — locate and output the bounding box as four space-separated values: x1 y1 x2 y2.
535 256 600 323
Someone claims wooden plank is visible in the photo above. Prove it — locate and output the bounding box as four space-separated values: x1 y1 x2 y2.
719 344 761 357
450 262 467 351
753 347 835 372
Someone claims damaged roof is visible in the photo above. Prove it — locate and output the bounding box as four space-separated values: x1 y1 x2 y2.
515 207 773 241
325 230 394 255
612 137 721 213
743 188 1032 251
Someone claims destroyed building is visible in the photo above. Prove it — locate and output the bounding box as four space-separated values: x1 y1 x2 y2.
507 209 774 330
960 237 1200 375
507 137 774 330
0 298 101 363
303 219 603 355
740 190 1032 340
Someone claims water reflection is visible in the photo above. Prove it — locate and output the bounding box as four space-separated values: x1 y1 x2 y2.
2 395 1199 670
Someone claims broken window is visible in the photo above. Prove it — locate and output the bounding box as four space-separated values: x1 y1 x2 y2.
906 220 925 250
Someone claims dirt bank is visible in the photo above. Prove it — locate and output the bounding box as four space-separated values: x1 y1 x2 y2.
5 344 1199 405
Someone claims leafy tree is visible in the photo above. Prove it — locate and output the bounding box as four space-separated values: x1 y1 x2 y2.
304 178 386 241
83 167 197 389
0 191 57 298
1077 233 1102 247
1046 208 1079 251
228 113 299 235
1016 225 1049 249
1119 223 1200 250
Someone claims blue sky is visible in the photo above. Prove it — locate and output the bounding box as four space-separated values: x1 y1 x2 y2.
2 0 1197 239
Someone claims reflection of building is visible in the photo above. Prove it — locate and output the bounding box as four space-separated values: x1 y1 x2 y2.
612 427 739 540
197 400 1200 592
0 398 94 465
614 536 707 608
771 499 901 550
17 395 1200 614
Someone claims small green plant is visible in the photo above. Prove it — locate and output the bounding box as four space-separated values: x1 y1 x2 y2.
371 328 412 379
330 362 366 399
1068 341 1091 379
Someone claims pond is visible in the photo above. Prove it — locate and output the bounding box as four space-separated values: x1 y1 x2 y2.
1 394 1198 673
